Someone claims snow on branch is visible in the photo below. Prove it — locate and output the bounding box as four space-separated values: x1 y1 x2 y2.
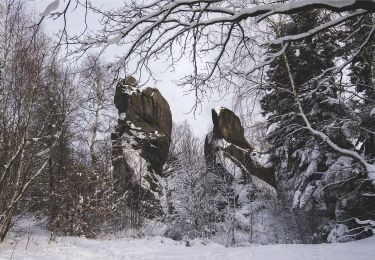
355 218 375 227
267 9 368 45
40 0 375 109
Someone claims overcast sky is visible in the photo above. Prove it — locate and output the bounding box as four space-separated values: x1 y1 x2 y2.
28 0 234 137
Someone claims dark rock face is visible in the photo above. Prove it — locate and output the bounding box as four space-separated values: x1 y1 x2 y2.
211 108 251 149
114 76 137 114
205 107 275 187
112 77 172 216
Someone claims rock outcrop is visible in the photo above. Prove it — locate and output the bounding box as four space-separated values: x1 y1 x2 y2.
205 107 275 187
112 77 172 216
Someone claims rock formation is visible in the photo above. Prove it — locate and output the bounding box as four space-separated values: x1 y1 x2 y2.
205 107 275 187
112 76 172 216
205 108 374 242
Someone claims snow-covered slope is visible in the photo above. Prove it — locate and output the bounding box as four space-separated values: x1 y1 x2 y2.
1 217 374 260
1 233 374 260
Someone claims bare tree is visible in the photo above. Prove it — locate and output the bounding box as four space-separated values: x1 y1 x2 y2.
75 54 115 168
165 121 214 239
45 54 120 239
0 1 66 241
41 1 374 88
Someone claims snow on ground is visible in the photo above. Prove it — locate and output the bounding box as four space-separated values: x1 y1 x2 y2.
1 233 375 260
1 217 374 260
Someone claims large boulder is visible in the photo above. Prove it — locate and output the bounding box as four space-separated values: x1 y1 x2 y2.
205 107 275 187
111 77 172 217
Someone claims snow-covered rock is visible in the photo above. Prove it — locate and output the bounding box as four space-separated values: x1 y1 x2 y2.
112 77 172 217
205 107 275 187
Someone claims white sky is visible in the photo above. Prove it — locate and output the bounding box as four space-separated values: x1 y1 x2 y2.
28 0 234 137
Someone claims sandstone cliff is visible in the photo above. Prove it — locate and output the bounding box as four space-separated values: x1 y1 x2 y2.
112 77 172 216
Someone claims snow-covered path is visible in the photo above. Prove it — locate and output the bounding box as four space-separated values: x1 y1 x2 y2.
1 235 375 260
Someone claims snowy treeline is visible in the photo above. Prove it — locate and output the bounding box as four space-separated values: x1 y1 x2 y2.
0 1 120 241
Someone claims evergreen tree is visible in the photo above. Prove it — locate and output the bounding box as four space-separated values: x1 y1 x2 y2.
260 11 374 242
347 14 375 158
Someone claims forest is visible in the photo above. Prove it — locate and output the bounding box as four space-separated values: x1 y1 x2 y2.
0 0 375 259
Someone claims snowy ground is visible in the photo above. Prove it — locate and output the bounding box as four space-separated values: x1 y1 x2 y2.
1 233 375 260
1 217 374 260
